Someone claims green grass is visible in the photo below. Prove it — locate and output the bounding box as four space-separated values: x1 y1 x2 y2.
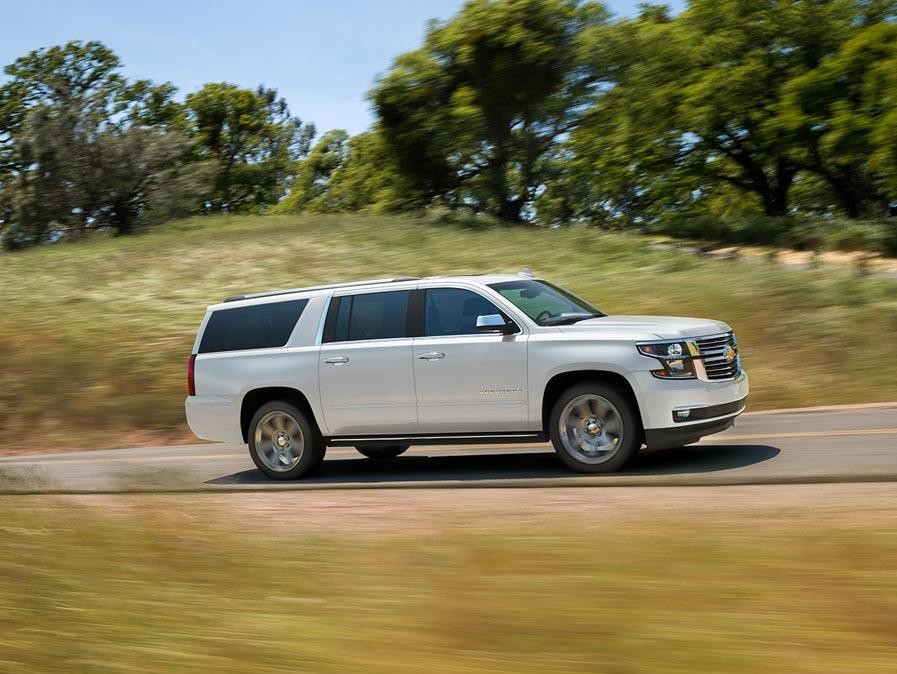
0 497 895 673
1 213 896 452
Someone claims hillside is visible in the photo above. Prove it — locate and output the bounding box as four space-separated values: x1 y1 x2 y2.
1 213 896 453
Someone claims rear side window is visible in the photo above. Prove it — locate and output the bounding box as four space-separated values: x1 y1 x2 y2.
198 299 308 354
326 291 411 342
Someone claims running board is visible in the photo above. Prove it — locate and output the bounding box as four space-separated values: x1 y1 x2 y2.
326 432 547 448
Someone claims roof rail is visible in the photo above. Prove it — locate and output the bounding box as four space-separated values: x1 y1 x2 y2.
223 276 420 303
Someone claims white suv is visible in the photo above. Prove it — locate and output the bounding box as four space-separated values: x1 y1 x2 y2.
185 274 748 479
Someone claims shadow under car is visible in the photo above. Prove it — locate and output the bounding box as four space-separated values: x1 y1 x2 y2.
206 443 781 486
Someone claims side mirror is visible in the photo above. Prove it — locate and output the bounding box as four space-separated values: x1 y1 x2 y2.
476 314 515 334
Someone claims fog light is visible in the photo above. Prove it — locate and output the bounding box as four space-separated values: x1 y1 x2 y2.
675 409 691 421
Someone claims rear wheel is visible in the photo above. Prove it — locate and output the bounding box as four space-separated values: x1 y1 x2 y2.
248 401 325 480
549 382 641 473
355 445 409 459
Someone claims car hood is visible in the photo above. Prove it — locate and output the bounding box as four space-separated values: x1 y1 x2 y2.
558 315 731 340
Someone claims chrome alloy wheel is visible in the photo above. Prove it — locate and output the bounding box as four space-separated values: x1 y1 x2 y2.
253 410 305 473
557 394 624 465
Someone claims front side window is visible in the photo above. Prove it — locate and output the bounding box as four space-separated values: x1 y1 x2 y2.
424 288 505 336
328 290 411 342
488 280 603 326
199 299 308 353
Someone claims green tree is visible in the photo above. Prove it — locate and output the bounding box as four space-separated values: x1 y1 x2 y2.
276 128 411 214
184 83 314 213
8 109 209 245
319 130 408 212
557 0 895 223
784 20 897 215
277 129 349 212
675 0 887 217
0 41 207 248
371 0 608 223
539 3 689 225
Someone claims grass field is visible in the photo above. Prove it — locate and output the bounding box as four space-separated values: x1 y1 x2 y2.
1 491 895 673
1 213 896 452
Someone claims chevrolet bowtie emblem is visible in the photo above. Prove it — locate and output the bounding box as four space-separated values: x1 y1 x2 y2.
725 346 737 362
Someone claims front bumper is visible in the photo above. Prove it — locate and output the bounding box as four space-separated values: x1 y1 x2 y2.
632 369 749 449
644 416 738 450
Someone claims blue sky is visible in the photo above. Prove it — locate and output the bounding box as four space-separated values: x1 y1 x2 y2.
0 0 683 135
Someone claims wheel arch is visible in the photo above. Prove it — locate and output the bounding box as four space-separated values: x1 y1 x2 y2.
240 387 319 442
541 370 643 438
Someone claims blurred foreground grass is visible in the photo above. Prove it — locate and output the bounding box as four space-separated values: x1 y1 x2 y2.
0 496 895 673
1 213 896 452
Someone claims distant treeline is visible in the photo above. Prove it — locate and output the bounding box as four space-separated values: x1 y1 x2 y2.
2 0 897 252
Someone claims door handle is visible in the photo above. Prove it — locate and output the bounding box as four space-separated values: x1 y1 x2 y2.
324 356 349 365
417 351 445 361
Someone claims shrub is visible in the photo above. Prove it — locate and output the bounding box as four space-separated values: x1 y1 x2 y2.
648 212 897 256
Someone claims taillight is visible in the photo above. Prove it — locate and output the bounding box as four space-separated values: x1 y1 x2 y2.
187 354 196 396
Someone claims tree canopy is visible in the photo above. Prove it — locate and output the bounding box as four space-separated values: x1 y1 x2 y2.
3 2 897 251
184 83 314 213
544 0 897 226
0 42 315 248
371 0 609 222
0 41 210 248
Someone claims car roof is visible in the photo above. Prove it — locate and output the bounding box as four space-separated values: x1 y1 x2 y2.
210 273 530 310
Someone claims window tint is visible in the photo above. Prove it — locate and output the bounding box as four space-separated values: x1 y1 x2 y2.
424 288 503 336
328 291 410 342
199 299 308 354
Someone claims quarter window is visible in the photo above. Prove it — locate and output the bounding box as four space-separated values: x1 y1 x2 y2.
198 299 308 353
327 291 411 342
424 288 505 336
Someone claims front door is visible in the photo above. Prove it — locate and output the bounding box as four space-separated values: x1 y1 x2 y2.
318 289 418 436
413 287 528 433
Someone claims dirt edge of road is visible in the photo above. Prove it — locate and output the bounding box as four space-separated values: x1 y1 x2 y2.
10 482 897 534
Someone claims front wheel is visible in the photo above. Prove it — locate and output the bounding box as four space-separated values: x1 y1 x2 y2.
549 382 642 473
355 445 409 459
248 401 325 480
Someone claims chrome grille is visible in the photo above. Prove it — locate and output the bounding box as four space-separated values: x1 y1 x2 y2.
695 332 740 381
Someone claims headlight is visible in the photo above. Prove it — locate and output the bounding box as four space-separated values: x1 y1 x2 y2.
637 340 697 379
638 341 688 359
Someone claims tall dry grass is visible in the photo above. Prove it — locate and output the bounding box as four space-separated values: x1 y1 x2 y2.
1 213 896 452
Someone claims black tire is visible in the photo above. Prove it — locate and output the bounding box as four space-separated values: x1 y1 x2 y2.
354 445 409 459
548 382 642 474
248 400 325 480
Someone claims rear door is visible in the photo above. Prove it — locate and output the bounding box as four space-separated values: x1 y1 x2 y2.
318 289 418 436
412 286 529 433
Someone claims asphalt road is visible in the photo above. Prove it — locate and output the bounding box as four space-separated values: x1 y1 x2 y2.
1 404 895 493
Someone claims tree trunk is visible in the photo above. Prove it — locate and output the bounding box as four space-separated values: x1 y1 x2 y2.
823 171 863 218
498 197 524 223
806 145 873 218
758 159 796 217
760 188 789 217
110 198 137 235
484 121 527 223
487 143 517 223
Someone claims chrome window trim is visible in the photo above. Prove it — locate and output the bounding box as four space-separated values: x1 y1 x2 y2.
320 336 416 347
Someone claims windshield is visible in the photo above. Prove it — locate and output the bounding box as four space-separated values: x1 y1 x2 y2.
488 280 604 326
